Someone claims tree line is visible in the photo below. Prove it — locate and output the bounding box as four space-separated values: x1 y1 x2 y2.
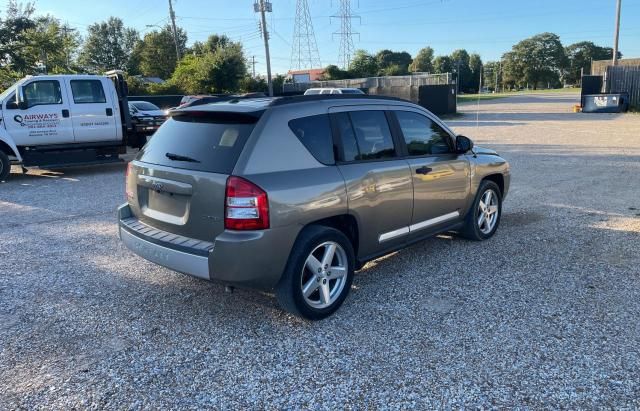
0 1 622 95
324 32 620 92
0 1 272 95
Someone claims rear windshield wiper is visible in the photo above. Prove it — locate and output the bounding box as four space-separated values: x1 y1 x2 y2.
165 152 201 163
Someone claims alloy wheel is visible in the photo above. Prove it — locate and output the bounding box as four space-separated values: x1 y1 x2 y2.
300 241 348 309
477 188 499 234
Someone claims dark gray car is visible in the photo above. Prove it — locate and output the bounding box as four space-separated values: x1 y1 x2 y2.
118 95 510 320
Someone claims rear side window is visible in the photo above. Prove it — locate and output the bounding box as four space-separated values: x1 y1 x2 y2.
137 112 258 174
349 111 396 160
70 80 106 104
288 114 334 165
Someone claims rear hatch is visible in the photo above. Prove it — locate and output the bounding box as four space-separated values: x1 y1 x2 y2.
126 110 261 242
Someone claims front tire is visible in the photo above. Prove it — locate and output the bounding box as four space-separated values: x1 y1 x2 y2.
0 151 10 182
276 226 355 320
461 180 502 240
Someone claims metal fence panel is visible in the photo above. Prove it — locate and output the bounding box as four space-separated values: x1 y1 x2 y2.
604 66 640 109
283 73 453 93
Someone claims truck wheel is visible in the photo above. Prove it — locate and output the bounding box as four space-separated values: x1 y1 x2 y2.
0 151 10 182
460 180 502 241
276 226 355 320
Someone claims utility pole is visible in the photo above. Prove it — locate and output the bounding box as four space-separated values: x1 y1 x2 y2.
251 56 257 78
61 23 76 71
613 0 622 65
255 0 273 96
168 0 181 61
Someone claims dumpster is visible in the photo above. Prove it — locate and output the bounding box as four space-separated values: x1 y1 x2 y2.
581 93 630 113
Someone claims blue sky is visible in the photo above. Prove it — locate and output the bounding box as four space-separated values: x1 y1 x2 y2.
30 0 640 75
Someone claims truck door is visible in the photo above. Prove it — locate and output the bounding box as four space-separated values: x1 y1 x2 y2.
3 79 75 145
66 78 118 143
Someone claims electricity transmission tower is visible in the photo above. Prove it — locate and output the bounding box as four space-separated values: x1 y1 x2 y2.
332 0 359 70
290 0 321 70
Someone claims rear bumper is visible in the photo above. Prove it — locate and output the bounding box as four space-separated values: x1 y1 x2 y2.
117 204 297 290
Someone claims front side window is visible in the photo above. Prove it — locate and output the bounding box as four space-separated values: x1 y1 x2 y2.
288 114 335 165
395 111 452 156
23 80 62 108
349 111 396 160
70 80 106 104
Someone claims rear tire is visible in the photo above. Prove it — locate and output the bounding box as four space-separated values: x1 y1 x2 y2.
460 180 502 241
0 151 10 182
276 226 355 320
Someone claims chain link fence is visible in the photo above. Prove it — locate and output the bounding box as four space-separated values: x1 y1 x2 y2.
283 73 453 94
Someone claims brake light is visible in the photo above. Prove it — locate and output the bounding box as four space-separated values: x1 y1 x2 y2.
225 176 269 230
125 163 134 201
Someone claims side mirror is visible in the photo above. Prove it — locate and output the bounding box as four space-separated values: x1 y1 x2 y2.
17 86 27 110
456 135 474 154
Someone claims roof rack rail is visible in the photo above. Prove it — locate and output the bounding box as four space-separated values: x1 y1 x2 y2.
268 94 409 107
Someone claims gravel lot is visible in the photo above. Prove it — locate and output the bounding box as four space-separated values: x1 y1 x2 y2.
1 93 639 408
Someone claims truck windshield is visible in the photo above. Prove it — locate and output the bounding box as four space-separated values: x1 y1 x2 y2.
136 111 261 174
132 101 160 111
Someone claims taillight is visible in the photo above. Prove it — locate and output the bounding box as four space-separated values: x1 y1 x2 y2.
225 176 269 230
125 162 134 201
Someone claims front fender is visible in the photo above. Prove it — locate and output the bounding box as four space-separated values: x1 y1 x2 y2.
0 128 22 162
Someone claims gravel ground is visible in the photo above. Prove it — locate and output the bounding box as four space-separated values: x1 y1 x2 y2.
1 93 639 409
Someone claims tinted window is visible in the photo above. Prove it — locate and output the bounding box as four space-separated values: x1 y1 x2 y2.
70 80 106 104
395 111 452 155
340 89 363 94
23 80 62 108
137 112 258 174
349 111 396 160
334 113 359 162
288 114 334 165
132 101 160 111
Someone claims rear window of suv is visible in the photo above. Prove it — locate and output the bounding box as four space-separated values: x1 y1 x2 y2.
288 114 335 165
136 111 260 174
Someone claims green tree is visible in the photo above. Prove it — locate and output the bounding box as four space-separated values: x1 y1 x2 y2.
79 17 139 72
169 38 246 94
349 49 378 78
564 41 620 85
24 16 81 74
0 0 36 75
482 61 502 92
503 32 567 89
136 25 187 79
322 64 350 80
451 49 472 92
433 55 453 74
376 49 412 75
410 46 434 73
468 53 483 92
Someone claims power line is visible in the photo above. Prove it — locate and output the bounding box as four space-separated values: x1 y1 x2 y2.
332 0 360 70
290 0 321 71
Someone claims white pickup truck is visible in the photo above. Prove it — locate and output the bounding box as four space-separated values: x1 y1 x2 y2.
0 71 144 181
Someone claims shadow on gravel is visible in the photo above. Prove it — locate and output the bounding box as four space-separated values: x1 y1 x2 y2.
6 162 128 182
